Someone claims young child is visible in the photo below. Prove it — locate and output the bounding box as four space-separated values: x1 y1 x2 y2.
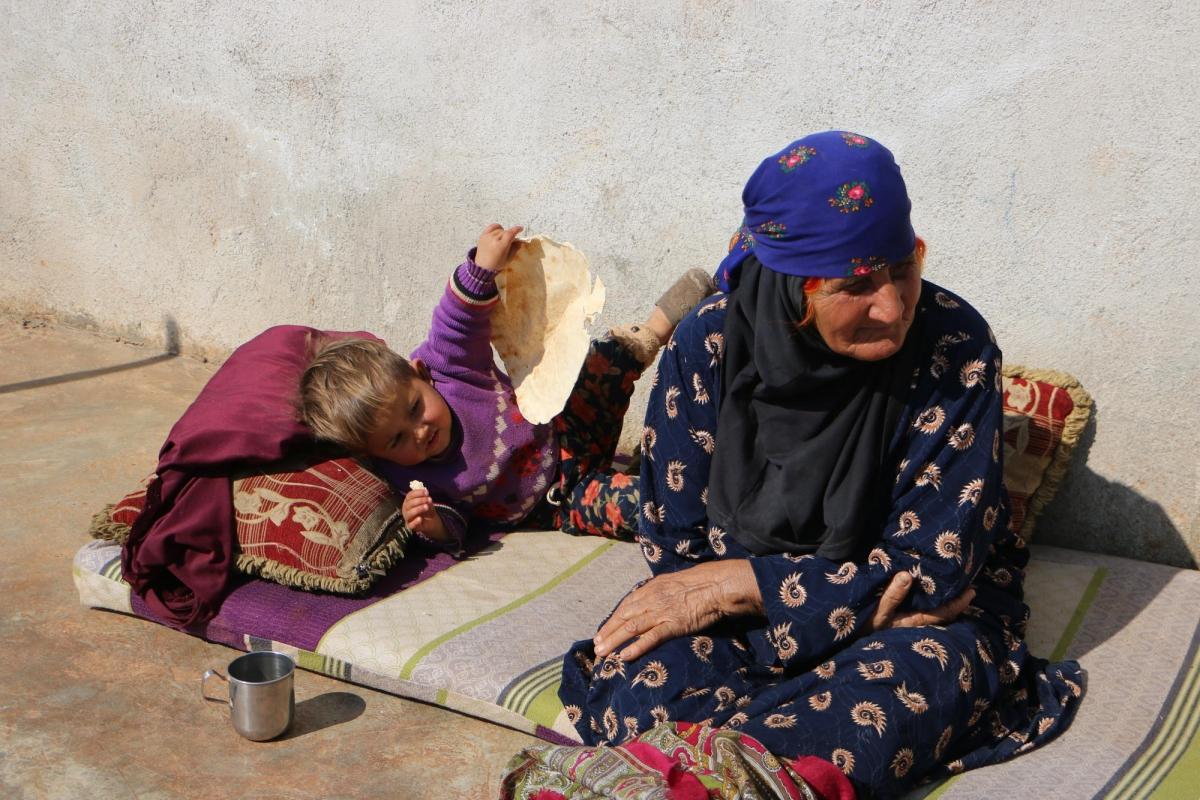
298 223 713 554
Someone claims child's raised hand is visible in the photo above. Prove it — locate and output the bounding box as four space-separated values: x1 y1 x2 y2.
475 223 524 271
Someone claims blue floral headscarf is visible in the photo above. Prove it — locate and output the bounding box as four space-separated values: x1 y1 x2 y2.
715 131 915 290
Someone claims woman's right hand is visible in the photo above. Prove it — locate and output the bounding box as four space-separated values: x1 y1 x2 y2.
592 559 764 662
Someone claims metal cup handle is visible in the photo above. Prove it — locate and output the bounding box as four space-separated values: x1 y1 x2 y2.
201 669 230 705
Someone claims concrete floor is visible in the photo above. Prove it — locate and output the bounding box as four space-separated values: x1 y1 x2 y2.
0 315 536 799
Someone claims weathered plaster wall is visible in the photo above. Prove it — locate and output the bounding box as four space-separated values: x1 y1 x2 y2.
2 1 1197 565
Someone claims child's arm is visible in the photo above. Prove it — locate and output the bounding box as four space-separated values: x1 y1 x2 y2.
412 224 523 379
402 481 467 557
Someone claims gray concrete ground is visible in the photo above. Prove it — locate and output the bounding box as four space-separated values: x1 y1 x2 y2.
0 315 535 799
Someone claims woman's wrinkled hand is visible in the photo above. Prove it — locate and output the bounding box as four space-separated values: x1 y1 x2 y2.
867 571 976 632
475 223 523 271
592 560 763 663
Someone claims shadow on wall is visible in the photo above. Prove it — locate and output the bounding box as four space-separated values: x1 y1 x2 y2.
0 315 181 395
1035 412 1196 570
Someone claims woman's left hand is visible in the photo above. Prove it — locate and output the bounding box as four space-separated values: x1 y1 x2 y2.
593 560 763 662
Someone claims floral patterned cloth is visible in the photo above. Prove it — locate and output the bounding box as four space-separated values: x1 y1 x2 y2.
560 286 1085 798
544 336 644 541
500 722 855 800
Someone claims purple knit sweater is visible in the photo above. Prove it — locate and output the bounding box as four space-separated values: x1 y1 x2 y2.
375 251 559 547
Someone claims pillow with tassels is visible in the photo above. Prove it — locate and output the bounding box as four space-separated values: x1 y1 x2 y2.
1000 366 1093 543
91 456 408 594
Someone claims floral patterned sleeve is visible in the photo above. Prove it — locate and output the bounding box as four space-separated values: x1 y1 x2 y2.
749 308 1007 666
637 296 731 575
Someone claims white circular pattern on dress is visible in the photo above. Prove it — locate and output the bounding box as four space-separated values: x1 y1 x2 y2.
640 425 656 456
689 427 716 453
707 525 727 556
623 716 640 740
960 358 987 388
915 462 942 490
664 385 680 419
983 505 998 530
704 332 724 367
632 660 668 689
828 606 856 641
598 653 627 680
936 725 954 759
959 658 974 692
850 701 888 735
935 531 963 562
603 706 619 740
856 659 895 680
868 548 893 570
639 536 662 564
935 291 960 309
767 623 798 662
912 637 949 668
958 478 983 507
665 460 686 492
914 405 947 433
779 573 807 607
642 502 664 524
895 683 929 714
764 712 797 729
895 510 921 537
831 748 856 775
947 422 975 450
825 562 857 584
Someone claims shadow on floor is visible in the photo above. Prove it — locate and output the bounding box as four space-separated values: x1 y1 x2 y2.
1037 409 1195 569
1031 407 1195 663
280 692 367 740
0 315 181 395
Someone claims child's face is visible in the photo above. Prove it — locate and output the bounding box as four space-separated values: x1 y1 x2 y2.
365 374 453 466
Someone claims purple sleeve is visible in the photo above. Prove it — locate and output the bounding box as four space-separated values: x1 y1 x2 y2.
410 249 500 379
421 504 467 559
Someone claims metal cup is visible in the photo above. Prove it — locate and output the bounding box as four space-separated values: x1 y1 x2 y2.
201 651 295 741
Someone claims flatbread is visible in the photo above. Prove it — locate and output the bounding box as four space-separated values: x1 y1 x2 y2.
492 235 606 424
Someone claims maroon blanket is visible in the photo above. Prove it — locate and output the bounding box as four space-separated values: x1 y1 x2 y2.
121 325 378 628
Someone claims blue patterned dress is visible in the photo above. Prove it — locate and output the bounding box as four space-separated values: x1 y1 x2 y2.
560 282 1084 798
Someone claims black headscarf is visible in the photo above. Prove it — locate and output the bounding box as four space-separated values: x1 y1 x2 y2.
706 255 922 560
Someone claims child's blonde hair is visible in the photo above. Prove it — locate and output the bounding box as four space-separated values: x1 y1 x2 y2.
298 336 418 452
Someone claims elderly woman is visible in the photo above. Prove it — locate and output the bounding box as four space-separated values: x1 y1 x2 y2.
559 132 1083 797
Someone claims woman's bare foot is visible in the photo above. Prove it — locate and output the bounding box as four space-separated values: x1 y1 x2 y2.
646 268 715 343
644 307 674 345
612 269 717 366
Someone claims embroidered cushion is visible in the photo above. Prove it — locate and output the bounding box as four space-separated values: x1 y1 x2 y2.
1000 367 1093 542
91 457 408 594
